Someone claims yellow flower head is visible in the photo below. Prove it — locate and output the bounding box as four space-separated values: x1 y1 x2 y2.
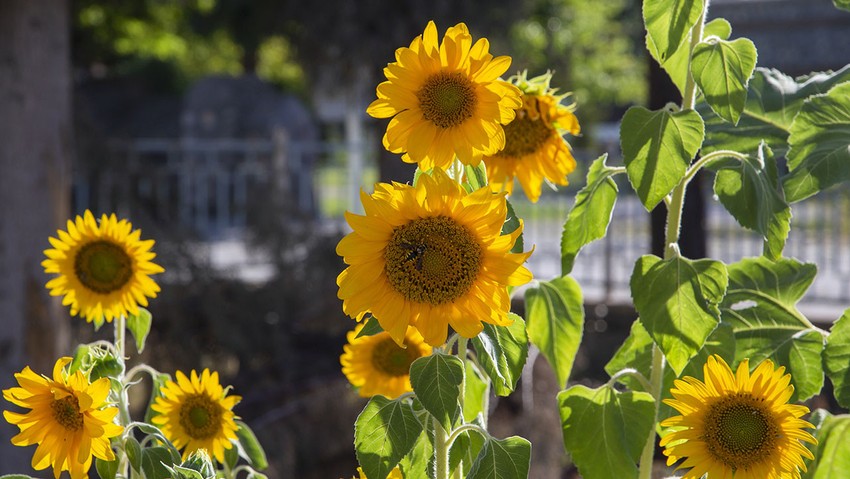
151 369 241 463
336 168 533 347
367 20 522 170
354 466 404 479
483 72 580 203
42 210 164 323
341 323 432 399
2 357 123 479
660 355 817 479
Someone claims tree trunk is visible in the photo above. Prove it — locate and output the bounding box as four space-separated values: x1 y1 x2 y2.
0 0 72 471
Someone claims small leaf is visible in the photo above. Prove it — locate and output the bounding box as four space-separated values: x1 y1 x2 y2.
524 276 585 388
126 307 153 353
141 447 176 479
631 255 728 374
235 420 268 470
409 353 464 432
501 200 524 254
643 0 704 65
661 18 732 95
124 436 143 473
560 154 621 274
470 314 529 396
356 316 384 338
620 107 705 210
691 36 758 124
95 458 119 479
824 309 850 409
224 443 240 471
467 436 531 479
835 0 850 12
558 384 655 479
399 431 434 479
464 163 488 191
462 359 489 423
69 344 91 374
355 396 422 479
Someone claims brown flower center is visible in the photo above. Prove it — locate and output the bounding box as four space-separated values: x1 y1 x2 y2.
371 337 423 376
74 240 133 294
51 395 84 431
179 394 223 439
417 72 477 129
384 216 482 305
702 393 779 470
496 109 554 158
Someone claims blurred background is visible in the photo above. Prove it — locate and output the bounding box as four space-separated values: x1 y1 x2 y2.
1 0 850 477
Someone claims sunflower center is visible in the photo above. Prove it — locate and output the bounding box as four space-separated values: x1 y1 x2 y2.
74 240 134 294
179 394 223 439
703 393 779 470
496 111 554 158
384 216 482 305
417 72 477 129
371 338 422 376
51 395 84 431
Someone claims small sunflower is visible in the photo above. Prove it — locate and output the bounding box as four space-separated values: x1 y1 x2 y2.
42 210 164 323
367 21 522 170
2 357 123 479
341 323 432 399
336 168 533 347
354 466 404 479
660 355 817 479
151 369 240 463
483 72 580 203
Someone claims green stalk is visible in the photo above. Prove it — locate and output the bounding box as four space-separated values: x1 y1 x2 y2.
434 417 450 479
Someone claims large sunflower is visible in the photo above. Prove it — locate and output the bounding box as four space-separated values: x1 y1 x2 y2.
151 369 240 463
341 323 432 399
42 210 164 323
660 355 817 479
2 357 123 479
483 73 580 203
336 168 532 347
367 21 522 170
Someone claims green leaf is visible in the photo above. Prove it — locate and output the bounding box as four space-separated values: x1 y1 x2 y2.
835 0 850 12
467 436 531 479
558 384 655 479
524 276 584 388
224 442 240 471
235 420 268 470
125 436 143 473
643 0 704 65
631 254 728 375
620 106 705 210
126 307 153 353
69 344 91 374
399 430 434 479
701 65 850 156
355 396 422 479
141 447 177 479
95 458 119 479
463 359 488 423
449 422 486 477
464 163 488 192
356 315 384 338
824 309 850 409
471 314 529 396
502 200 524 254
783 81 850 202
720 257 825 401
807 414 850 478
713 143 790 259
409 353 464 432
691 36 757 124
560 154 620 274
144 372 172 424
0 476 38 479
662 18 732 95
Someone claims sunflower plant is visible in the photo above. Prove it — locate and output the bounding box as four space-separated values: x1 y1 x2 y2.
343 1 850 477
3 211 269 479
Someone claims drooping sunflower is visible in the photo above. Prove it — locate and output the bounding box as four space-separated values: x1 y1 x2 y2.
2 357 123 479
483 71 580 203
336 168 533 347
42 210 164 323
151 369 241 463
341 323 432 399
354 466 404 479
660 355 817 479
367 21 522 170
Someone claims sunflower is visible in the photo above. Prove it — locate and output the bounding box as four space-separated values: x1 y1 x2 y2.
151 369 241 463
660 355 817 479
367 21 522 170
42 210 164 323
2 357 123 479
341 323 432 399
483 72 581 203
336 168 532 347
353 466 404 479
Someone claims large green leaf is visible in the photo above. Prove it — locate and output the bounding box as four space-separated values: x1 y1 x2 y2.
355 396 422 479
235 420 268 470
620 107 705 210
409 353 464 432
643 0 704 66
560 154 621 274
701 65 850 156
713 143 790 259
720 257 825 401
471 314 528 396
661 18 732 95
806 414 850 479
466 436 531 479
824 309 850 409
631 255 728 375
524 276 584 388
558 384 655 479
691 36 757 124
783 81 850 202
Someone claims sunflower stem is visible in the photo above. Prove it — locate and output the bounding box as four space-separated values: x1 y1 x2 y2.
434 417 451 479
113 315 136 479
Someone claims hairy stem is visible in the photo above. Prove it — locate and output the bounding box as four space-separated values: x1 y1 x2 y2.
434 417 450 479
